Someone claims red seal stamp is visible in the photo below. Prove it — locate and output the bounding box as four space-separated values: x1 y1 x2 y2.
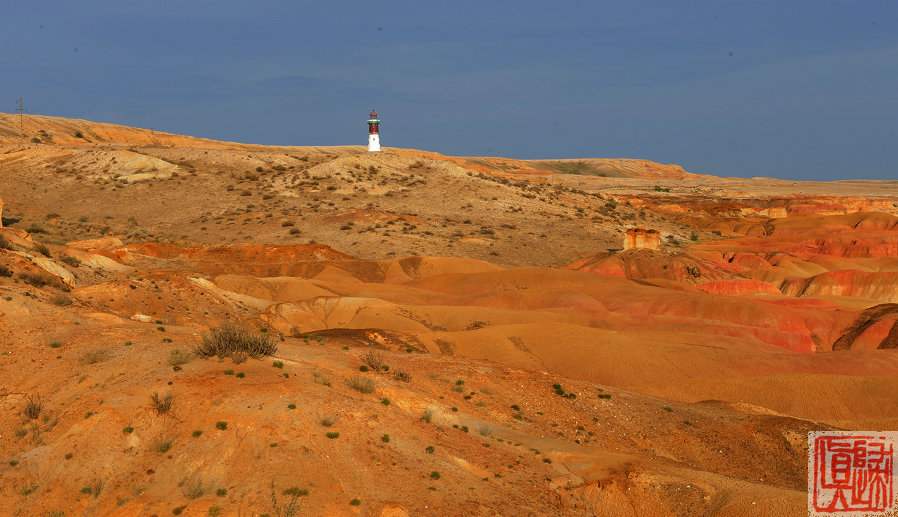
809 431 898 515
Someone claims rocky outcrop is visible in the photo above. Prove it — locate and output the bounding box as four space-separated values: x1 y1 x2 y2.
624 228 660 250
781 270 898 304
697 279 781 296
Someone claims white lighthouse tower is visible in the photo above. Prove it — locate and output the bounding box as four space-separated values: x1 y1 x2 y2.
367 109 381 152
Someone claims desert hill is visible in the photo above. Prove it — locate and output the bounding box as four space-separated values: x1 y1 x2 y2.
2 114 898 515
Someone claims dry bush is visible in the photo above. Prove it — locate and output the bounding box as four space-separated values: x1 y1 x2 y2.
181 477 204 499
393 370 411 383
87 478 103 498
345 376 375 394
317 415 337 427
20 272 67 290
150 392 173 415
50 294 72 306
79 349 109 365
23 394 42 420
168 349 193 366
194 321 276 360
361 349 384 372
60 255 81 267
270 481 302 517
0 235 12 250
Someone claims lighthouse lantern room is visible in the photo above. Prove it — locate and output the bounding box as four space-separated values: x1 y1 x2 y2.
367 109 381 152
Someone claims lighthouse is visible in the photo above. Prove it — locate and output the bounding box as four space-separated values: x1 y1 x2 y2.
367 109 381 152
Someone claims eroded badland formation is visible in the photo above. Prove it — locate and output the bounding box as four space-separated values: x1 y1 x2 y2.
1 113 897 516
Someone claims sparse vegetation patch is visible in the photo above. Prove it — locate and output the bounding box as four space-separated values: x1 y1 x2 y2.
195 321 277 360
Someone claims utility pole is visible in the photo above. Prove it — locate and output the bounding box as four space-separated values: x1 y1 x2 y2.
16 98 25 136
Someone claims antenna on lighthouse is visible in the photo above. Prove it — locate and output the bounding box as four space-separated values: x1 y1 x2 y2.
367 109 381 152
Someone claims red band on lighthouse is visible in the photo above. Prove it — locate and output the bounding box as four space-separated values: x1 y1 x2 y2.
367 109 381 152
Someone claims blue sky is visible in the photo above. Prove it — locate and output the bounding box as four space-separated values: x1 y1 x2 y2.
1 1 896 180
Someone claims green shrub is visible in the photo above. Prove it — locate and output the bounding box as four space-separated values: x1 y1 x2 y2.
349 498 361 506
429 471 441 480
192 430 203 437
215 421 228 430
272 360 284 369
326 431 340 439
153 438 172 453
195 321 277 360
216 488 227 496
381 434 390 443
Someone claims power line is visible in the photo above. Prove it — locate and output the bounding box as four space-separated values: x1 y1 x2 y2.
15 98 26 137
